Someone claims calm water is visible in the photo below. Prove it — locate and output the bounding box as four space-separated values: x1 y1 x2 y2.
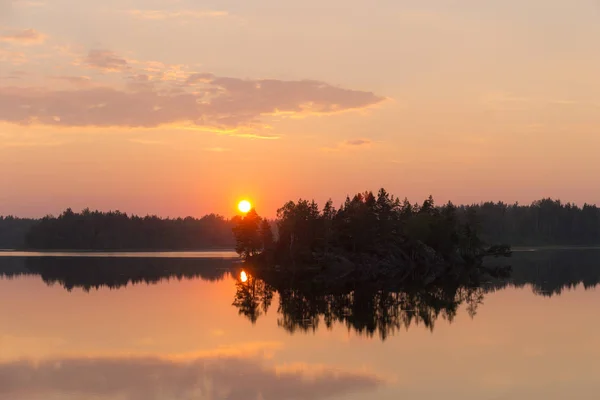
0 250 240 258
1 250 600 400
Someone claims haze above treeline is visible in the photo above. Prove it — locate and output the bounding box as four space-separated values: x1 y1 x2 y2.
1 191 600 250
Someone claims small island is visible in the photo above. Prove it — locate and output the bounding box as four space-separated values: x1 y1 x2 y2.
232 188 512 292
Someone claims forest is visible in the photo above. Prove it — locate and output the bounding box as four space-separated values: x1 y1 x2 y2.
467 199 600 246
16 209 235 250
0 194 599 250
233 189 512 290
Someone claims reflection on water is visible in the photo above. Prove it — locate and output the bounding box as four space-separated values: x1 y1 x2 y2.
2 249 600 400
0 256 239 291
0 250 239 258
232 250 600 339
500 249 600 296
0 353 383 400
234 270 487 340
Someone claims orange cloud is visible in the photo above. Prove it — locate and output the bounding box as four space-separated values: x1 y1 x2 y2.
0 48 26 64
126 9 229 20
0 28 46 45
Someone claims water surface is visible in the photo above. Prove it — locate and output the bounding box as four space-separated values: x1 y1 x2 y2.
1 249 600 400
0 250 239 258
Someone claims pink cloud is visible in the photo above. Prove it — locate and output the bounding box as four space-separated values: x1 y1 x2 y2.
0 28 46 44
345 139 372 146
126 9 228 20
82 49 130 72
50 76 93 87
0 74 385 129
0 48 26 64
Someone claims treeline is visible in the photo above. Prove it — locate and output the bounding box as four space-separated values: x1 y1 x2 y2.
0 216 37 249
469 199 600 246
1 196 600 250
22 208 236 250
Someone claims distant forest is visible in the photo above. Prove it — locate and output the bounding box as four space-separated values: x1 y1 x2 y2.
0 197 599 250
469 199 600 246
0 209 236 250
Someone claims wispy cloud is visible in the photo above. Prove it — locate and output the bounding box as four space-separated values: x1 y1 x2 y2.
126 9 228 20
321 138 374 152
50 76 92 87
80 49 130 72
0 28 46 45
15 0 45 7
0 48 26 64
129 138 163 145
345 139 372 146
205 147 231 152
0 68 384 131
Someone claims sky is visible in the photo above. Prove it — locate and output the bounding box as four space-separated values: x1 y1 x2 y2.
1 0 599 218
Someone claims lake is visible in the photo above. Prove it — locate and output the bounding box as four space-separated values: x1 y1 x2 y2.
1 249 600 400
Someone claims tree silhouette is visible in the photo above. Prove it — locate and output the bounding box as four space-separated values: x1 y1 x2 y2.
232 209 263 259
19 209 236 250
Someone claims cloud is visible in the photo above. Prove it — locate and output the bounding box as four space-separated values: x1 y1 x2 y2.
205 147 230 152
186 73 215 84
126 9 229 20
51 76 92 87
345 139 372 146
321 138 374 152
0 48 26 64
0 75 384 130
0 28 46 44
82 49 130 72
0 354 383 400
13 0 45 7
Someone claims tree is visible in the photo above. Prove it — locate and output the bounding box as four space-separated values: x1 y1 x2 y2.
260 219 274 251
232 209 263 259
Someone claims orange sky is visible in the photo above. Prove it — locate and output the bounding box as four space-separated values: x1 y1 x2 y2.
1 0 600 218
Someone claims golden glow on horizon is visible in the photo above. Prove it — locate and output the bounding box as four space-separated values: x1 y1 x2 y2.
238 200 252 213
240 270 248 283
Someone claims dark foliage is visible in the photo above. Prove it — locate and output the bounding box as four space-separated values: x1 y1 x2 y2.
465 199 600 246
0 216 37 249
234 189 510 285
22 208 236 250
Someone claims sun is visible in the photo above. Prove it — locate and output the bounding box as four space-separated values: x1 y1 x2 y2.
238 200 252 213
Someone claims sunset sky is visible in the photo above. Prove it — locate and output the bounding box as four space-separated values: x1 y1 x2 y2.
1 0 599 218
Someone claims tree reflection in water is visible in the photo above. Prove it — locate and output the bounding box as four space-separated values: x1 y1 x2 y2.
233 248 600 340
233 269 487 341
0 256 238 291
232 272 274 324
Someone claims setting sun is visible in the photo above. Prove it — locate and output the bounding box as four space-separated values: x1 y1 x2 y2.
240 270 248 283
238 200 252 213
